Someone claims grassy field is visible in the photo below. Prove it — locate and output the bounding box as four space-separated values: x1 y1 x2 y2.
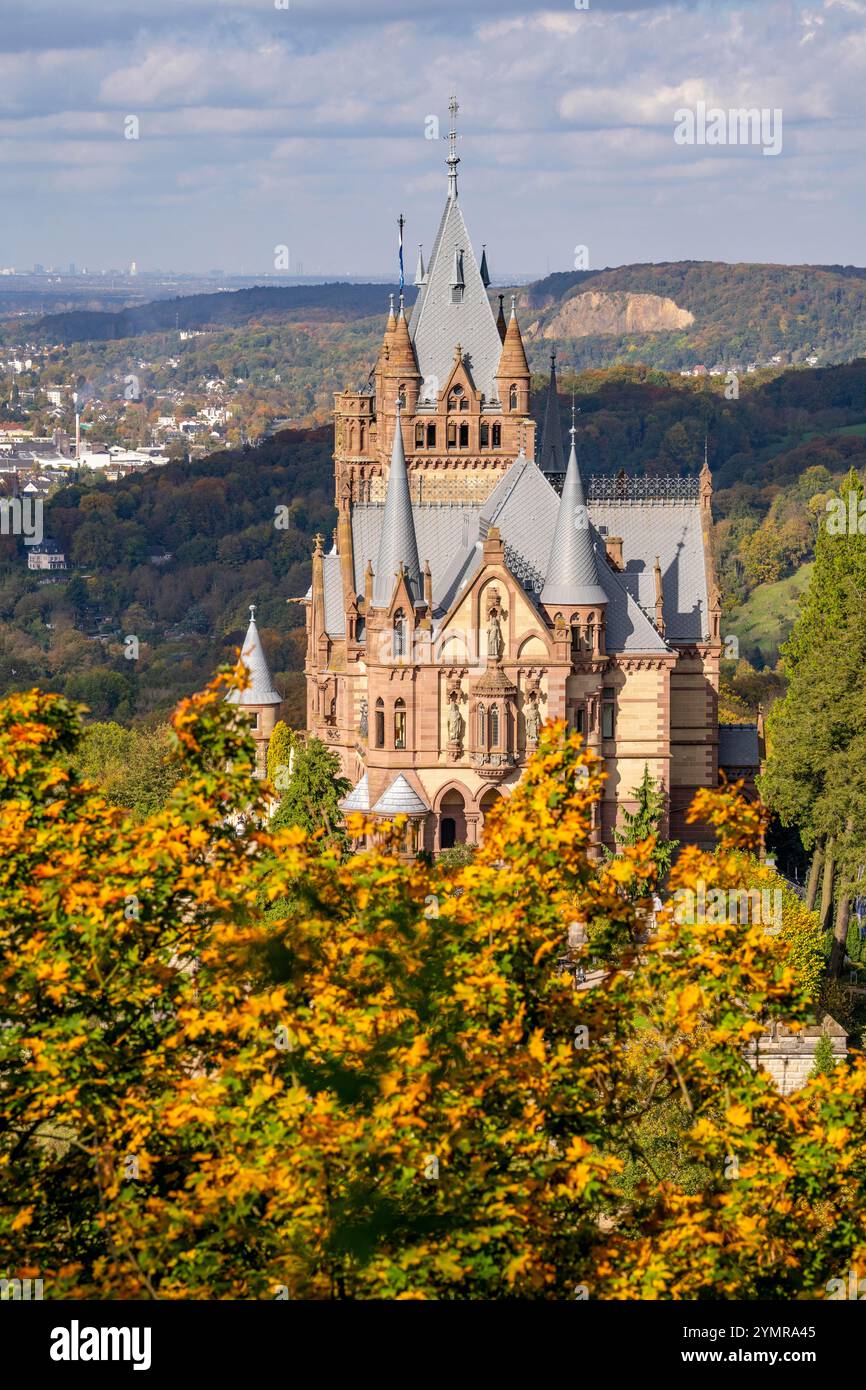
727 562 814 667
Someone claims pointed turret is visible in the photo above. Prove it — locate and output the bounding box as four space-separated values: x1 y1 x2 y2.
495 296 531 412
373 403 421 608
480 244 491 288
539 348 566 478
228 605 282 706
496 293 507 343
540 432 608 608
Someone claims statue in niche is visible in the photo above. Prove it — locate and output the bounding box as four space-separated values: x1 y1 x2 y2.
448 695 463 744
524 696 541 744
486 600 504 662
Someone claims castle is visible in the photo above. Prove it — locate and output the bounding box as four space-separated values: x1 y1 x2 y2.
290 100 753 857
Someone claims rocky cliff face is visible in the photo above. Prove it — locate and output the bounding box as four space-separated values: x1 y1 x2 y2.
531 290 694 339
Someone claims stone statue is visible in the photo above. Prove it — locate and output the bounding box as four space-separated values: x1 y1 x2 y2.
448 697 462 743
487 603 504 661
524 697 541 743
358 698 368 739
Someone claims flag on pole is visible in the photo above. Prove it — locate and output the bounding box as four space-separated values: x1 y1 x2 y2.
398 214 405 295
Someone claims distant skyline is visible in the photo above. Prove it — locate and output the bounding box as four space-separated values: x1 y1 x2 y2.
3 0 866 275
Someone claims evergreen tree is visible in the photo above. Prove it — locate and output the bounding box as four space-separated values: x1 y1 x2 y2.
609 764 678 899
760 469 866 973
270 736 350 844
810 1032 836 1080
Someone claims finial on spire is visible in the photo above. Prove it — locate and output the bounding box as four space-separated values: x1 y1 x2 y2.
445 93 461 199
570 401 579 444
249 603 256 621
510 293 516 318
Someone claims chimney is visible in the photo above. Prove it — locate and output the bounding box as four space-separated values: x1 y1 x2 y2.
604 535 624 570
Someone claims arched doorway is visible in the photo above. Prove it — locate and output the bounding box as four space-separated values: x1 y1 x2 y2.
479 788 502 837
439 789 467 850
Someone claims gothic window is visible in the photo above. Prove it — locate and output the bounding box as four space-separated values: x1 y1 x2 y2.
480 423 489 448
459 422 469 448
359 422 365 452
509 384 518 411
394 698 407 749
478 702 486 747
571 620 582 657
448 386 463 411
415 423 425 449
602 687 616 740
393 609 407 661
490 704 500 747
426 423 436 448
492 423 501 448
375 698 385 748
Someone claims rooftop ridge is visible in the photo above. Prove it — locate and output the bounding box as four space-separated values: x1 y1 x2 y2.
587 475 700 502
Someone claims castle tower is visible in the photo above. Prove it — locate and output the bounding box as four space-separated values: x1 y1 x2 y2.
226 604 283 776
539 348 566 484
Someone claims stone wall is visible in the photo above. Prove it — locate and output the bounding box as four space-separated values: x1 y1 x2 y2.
746 1017 848 1095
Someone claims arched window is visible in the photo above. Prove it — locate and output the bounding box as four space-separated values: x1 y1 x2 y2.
490 704 500 747
394 698 406 749
359 422 365 452
478 702 486 747
492 423 501 448
440 817 456 849
509 384 518 411
393 609 407 661
374 698 385 748
448 386 463 411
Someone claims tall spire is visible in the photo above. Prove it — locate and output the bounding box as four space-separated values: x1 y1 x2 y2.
226 604 282 706
540 429 607 608
445 93 460 200
496 293 507 342
480 244 491 288
373 403 421 608
539 346 566 477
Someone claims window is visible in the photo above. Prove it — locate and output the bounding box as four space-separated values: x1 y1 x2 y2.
247 712 259 730
572 706 585 736
490 705 500 747
394 699 406 749
375 698 385 748
359 422 365 452
492 423 501 448
602 687 616 740
398 384 406 408
448 386 463 411
447 421 456 448
459 422 469 448
393 609 407 661
509 384 518 411
480 423 489 448
426 423 436 448
478 703 486 746
415 423 425 449
440 817 456 849
451 286 464 304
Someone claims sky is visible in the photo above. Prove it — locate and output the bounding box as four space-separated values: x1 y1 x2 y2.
2 0 866 275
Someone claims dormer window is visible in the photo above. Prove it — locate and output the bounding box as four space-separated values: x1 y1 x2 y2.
451 285 464 304
448 386 464 412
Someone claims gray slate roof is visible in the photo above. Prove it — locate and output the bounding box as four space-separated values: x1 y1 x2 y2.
340 772 370 812
323 456 705 655
373 403 422 609
719 724 761 769
540 440 608 608
372 774 430 816
226 611 282 706
408 193 503 404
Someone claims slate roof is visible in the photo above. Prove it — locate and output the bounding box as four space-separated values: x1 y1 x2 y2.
408 193 503 405
719 724 761 769
226 611 282 706
372 774 430 816
373 403 421 609
589 500 710 642
540 440 608 608
340 772 370 812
